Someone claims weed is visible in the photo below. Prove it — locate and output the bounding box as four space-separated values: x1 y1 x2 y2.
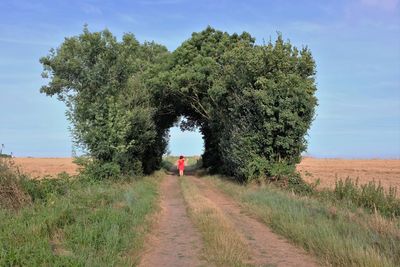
333 177 400 217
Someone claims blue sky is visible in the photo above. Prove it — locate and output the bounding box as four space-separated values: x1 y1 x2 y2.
0 0 399 158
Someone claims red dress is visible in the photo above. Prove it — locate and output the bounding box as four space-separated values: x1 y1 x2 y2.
178 159 185 171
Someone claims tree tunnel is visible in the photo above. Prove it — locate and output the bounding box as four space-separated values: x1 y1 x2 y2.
40 26 317 182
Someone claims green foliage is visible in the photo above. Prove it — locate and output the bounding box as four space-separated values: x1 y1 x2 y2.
166 27 317 182
333 178 400 217
20 176 72 203
214 35 317 181
78 158 123 181
40 27 169 177
287 172 316 195
41 26 317 182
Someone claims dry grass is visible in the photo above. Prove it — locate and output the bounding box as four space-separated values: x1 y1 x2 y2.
179 177 251 266
297 158 400 191
0 158 31 209
347 208 400 240
13 158 78 178
12 157 400 192
14 157 400 190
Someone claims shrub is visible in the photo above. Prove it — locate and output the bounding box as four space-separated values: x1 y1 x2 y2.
0 158 31 209
79 159 122 181
287 172 316 195
20 176 72 203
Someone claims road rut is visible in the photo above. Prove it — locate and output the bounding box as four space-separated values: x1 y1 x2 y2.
139 175 207 267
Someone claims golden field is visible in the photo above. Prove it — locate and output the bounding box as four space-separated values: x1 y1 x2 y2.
12 157 400 190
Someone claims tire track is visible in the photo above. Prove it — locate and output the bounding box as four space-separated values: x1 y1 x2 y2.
189 175 320 267
139 175 207 267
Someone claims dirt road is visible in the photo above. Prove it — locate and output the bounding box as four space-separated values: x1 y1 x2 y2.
139 175 208 267
140 174 320 267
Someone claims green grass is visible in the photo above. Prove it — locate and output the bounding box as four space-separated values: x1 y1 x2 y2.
208 175 400 267
0 172 162 266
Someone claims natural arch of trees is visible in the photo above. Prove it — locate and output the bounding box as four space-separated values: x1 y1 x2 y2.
40 26 317 182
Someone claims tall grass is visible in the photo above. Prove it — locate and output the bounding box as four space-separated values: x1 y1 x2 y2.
210 176 400 267
0 169 161 266
331 177 400 217
284 172 400 218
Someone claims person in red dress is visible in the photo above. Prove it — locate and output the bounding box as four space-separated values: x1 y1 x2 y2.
177 155 185 176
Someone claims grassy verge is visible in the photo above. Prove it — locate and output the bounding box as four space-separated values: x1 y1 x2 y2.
208 175 400 267
0 171 162 266
179 177 250 267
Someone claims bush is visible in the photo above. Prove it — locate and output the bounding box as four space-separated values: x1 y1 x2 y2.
20 175 72 203
78 159 122 181
0 158 31 209
287 172 316 195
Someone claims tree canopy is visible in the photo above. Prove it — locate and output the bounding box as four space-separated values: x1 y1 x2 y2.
40 26 317 182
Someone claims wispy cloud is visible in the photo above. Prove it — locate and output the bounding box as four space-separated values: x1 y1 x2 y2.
0 37 55 46
137 0 186 5
9 0 46 12
117 14 138 24
79 2 102 15
342 0 399 28
360 0 399 11
288 21 325 33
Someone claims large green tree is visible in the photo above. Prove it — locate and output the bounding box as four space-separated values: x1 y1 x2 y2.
166 26 256 170
41 26 317 182
40 27 169 176
165 27 317 181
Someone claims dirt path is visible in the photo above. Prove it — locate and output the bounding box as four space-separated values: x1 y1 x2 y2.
139 175 207 267
140 173 320 266
189 175 320 267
